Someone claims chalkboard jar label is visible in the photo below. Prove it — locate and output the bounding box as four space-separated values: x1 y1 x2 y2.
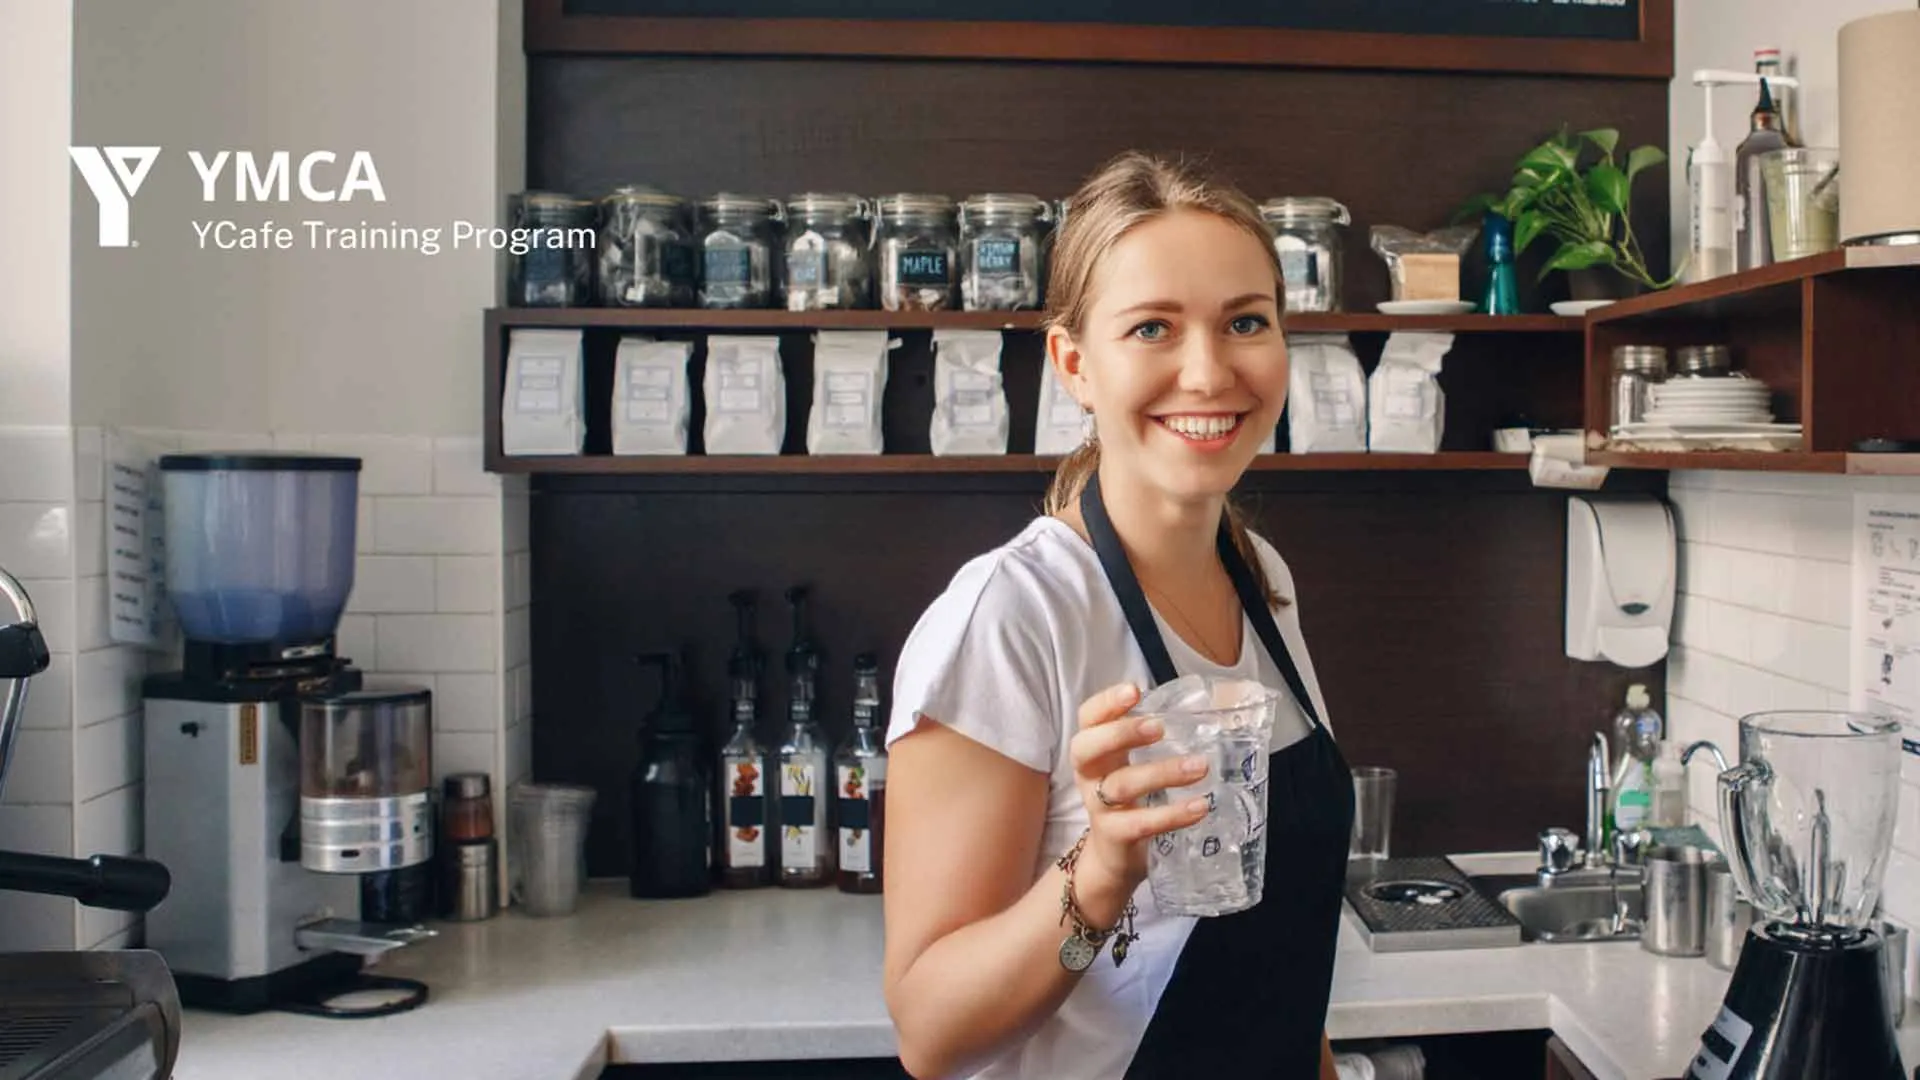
787 249 825 288
974 238 1021 277
897 247 950 286
705 246 753 286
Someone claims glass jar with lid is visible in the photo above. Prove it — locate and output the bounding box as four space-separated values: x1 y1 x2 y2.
697 194 783 310
875 194 958 312
1610 344 1670 432
507 192 597 307
598 187 694 308
1258 197 1352 313
958 193 1053 311
783 193 873 311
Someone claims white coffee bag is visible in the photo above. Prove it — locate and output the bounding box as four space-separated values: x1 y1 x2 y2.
1286 333 1366 453
1367 332 1453 454
611 337 693 456
502 328 586 456
1034 363 1085 456
703 335 786 455
807 330 891 455
930 329 1009 456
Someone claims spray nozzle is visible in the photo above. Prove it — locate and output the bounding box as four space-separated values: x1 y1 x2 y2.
635 649 695 734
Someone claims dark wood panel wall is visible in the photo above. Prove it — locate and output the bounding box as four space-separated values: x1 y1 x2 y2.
522 45 1674 873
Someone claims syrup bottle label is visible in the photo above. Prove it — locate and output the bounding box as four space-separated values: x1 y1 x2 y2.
781 763 818 867
837 759 887 874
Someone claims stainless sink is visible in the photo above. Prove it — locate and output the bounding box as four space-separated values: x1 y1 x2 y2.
1468 869 1645 944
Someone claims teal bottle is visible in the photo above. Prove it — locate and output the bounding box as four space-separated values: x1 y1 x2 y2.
1482 211 1521 315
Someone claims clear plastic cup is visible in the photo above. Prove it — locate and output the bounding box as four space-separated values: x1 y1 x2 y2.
1349 766 1397 861
508 782 597 917
1127 676 1280 917
1760 147 1840 262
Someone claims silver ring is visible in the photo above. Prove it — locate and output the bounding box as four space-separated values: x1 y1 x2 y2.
1095 780 1120 809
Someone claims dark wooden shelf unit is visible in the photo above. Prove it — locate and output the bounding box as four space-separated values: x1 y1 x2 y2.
523 0 1675 79
491 308 1582 335
483 309 1586 475
1585 246 1920 469
490 450 1531 475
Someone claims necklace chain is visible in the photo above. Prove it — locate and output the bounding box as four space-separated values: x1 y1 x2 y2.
1142 577 1237 666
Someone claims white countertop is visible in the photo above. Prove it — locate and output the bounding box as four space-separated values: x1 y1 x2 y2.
173 861 1920 1080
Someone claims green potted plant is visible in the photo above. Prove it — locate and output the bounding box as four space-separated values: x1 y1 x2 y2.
1463 127 1679 299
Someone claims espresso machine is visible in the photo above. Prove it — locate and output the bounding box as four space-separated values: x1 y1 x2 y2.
1686 710 1906 1080
142 453 436 1017
1 565 182 1080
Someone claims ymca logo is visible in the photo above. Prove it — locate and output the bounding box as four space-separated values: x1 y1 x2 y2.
69 146 160 247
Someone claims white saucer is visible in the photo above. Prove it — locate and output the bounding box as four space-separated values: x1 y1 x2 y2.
1378 300 1475 315
1551 300 1616 316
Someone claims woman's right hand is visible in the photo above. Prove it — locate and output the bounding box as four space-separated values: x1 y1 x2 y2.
1069 682 1213 898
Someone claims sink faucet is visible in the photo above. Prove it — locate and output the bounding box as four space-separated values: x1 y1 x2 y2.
1586 731 1610 869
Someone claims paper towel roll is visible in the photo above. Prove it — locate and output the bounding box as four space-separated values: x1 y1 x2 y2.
1839 8 1920 243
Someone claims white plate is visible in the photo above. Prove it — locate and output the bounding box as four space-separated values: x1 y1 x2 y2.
1377 300 1476 315
1551 300 1615 316
1622 422 1800 435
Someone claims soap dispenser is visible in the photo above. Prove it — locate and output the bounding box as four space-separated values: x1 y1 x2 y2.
1565 496 1676 668
629 650 713 899
717 590 772 889
836 652 887 895
776 586 834 888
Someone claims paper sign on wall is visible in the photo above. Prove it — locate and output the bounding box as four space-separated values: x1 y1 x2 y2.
104 432 165 648
1851 492 1920 741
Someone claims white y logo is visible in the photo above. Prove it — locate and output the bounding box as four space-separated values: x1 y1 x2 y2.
68 146 160 247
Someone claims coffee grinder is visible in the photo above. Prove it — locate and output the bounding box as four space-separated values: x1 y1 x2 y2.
142 454 436 1017
1685 710 1906 1079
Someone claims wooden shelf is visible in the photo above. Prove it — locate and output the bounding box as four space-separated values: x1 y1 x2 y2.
490 451 1532 475
1589 451 1920 475
489 308 1581 335
522 0 1675 79
1588 245 1920 324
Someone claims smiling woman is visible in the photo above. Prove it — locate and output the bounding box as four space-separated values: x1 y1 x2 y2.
881 153 1349 1080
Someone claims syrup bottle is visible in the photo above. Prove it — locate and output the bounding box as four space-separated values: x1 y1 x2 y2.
836 652 887 895
775 585 833 888
716 590 772 889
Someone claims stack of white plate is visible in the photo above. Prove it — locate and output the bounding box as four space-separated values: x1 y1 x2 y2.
1642 376 1774 425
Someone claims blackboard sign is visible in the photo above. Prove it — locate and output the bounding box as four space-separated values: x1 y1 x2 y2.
561 0 1642 41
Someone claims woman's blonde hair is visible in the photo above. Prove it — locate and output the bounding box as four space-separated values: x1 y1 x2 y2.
1041 151 1288 606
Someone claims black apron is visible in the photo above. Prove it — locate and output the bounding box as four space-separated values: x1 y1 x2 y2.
1078 474 1354 1080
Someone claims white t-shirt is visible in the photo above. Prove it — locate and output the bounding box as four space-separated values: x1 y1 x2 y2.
885 516 1333 1080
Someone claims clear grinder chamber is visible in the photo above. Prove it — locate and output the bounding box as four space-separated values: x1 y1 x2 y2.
299 688 434 874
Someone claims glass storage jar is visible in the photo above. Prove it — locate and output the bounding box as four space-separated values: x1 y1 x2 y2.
783 193 873 311
698 194 783 310
507 192 597 308
875 194 958 312
1610 345 1670 432
958 193 1052 311
1258 197 1351 313
598 187 694 308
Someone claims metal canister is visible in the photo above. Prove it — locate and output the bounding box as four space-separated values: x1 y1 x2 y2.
1705 858 1753 970
444 839 499 921
1610 345 1669 432
1641 844 1707 957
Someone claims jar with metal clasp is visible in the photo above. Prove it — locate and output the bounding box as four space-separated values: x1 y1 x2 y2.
958 193 1053 311
783 193 874 311
697 194 784 310
598 187 694 308
1257 197 1352 313
875 194 959 312
506 192 596 307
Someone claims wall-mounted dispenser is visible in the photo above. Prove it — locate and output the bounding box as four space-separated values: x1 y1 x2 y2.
1566 496 1675 669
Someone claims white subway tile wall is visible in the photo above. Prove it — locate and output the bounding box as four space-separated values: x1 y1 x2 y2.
0 427 517 950
1667 469 1920 995
0 425 78 949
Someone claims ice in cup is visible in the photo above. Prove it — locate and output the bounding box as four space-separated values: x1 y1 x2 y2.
1127 675 1281 917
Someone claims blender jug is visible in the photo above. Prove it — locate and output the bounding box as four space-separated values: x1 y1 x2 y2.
1716 711 1900 939
1687 710 1905 1080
